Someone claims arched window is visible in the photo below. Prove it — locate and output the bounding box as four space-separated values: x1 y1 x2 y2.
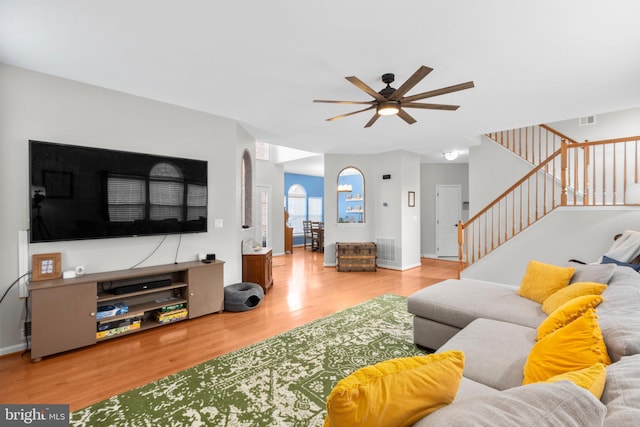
337 166 365 223
241 149 253 228
287 184 307 234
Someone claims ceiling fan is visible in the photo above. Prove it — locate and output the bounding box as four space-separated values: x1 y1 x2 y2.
313 65 474 128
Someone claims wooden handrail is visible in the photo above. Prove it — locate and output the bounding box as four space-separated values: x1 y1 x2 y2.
465 149 561 225
572 135 640 146
539 124 579 145
487 124 581 167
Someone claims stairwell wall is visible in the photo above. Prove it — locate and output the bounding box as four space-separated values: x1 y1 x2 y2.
461 207 640 285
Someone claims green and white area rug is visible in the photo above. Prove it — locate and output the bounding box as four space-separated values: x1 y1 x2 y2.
71 294 427 427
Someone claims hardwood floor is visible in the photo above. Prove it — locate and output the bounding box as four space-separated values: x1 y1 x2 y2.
0 248 457 411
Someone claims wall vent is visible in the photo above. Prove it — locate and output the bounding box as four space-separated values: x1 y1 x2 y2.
376 237 396 262
578 115 596 126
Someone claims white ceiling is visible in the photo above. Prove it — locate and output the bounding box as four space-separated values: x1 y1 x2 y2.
2 1 640 172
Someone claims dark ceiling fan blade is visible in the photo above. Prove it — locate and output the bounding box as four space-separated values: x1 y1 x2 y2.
313 99 375 105
389 66 433 101
402 81 475 103
346 76 388 102
402 102 460 111
326 105 376 122
364 113 380 128
397 109 417 125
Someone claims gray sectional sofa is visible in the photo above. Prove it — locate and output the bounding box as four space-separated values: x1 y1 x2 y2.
407 262 640 426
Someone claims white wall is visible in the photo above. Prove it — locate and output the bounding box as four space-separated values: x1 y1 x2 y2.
468 136 533 216
323 153 378 266
255 159 285 255
323 150 421 270
549 107 640 142
398 151 421 269
462 207 640 285
420 163 469 256
0 64 253 354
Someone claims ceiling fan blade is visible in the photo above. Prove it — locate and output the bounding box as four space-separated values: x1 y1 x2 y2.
402 102 460 111
397 109 417 125
313 99 375 105
389 66 433 101
402 81 475 103
346 76 388 102
326 105 376 122
364 113 380 128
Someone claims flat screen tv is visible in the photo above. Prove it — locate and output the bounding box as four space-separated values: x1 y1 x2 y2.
29 140 208 243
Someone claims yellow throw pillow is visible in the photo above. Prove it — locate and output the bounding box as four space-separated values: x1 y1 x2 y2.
523 308 611 385
543 363 607 399
542 282 608 315
536 294 604 341
324 350 465 427
518 260 575 304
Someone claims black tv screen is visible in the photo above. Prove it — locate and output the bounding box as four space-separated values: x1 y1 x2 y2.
29 140 208 243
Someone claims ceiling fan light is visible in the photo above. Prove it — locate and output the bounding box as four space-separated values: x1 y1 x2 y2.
443 151 459 161
377 102 400 116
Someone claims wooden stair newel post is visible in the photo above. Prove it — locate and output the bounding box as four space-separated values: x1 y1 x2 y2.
457 220 464 278
561 139 568 206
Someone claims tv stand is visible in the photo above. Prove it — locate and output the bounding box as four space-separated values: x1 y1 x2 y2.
28 260 224 361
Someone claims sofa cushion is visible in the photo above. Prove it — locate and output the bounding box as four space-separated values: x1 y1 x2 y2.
407 279 546 330
324 351 464 427
413 381 607 427
518 260 575 304
523 308 611 385
453 377 500 402
541 281 607 315
606 264 640 289
598 285 640 362
412 316 461 351
437 318 536 390
543 363 606 399
567 260 615 285
536 294 604 340
598 266 640 362
601 354 640 425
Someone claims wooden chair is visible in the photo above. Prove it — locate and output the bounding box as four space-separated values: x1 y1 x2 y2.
311 221 324 252
303 220 314 250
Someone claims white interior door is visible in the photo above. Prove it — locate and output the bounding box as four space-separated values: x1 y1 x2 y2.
436 185 461 257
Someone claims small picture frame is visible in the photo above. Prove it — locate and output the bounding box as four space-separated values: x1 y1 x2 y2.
408 191 416 207
32 252 62 281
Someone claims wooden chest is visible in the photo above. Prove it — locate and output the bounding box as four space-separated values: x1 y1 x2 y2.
336 242 377 272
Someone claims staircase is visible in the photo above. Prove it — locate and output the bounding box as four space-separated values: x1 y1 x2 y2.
457 125 640 273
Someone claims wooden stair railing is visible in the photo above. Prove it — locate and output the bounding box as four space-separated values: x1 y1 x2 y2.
486 124 579 166
458 135 640 274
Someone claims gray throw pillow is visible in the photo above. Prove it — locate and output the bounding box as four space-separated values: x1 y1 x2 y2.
567 261 615 284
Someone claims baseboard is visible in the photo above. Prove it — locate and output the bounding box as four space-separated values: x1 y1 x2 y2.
0 342 26 357
377 262 422 271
